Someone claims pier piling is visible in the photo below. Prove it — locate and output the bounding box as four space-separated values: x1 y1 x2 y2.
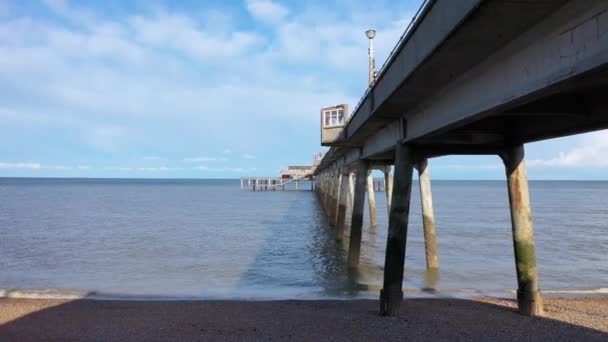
501 144 544 317
384 165 393 217
416 159 439 271
328 173 334 218
336 170 349 240
366 171 378 228
348 172 355 210
380 144 414 316
347 162 368 268
332 171 343 226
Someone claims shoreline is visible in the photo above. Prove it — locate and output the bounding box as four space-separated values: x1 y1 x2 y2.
2 287 608 301
1 297 606 341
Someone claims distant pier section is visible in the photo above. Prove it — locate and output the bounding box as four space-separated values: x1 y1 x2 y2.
241 153 321 191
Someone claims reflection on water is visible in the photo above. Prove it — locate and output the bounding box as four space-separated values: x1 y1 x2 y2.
0 178 607 299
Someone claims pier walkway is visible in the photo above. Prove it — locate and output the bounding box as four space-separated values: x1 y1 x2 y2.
313 0 608 317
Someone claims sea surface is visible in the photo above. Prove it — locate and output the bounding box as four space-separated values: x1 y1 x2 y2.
0 178 606 300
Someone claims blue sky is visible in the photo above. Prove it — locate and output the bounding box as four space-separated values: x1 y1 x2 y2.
0 0 607 179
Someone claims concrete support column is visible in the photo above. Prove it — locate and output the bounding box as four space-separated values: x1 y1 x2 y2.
326 172 334 220
348 172 355 209
380 143 414 316
326 172 334 219
296 179 300 191
348 161 369 268
384 165 393 217
331 172 343 227
416 159 439 270
323 174 331 211
501 144 544 317
335 171 349 240
366 171 378 228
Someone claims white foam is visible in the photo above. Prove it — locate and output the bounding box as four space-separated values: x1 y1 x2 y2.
0 289 92 300
543 288 608 295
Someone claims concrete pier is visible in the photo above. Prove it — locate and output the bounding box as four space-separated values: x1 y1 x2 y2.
383 165 393 217
347 162 368 268
416 159 439 271
335 170 349 240
348 172 355 209
380 143 414 316
366 171 378 228
501 144 544 317
268 0 608 319
329 171 340 226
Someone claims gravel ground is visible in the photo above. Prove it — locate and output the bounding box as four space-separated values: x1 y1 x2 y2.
0 297 606 341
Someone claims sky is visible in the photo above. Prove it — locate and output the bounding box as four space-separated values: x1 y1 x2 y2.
0 0 607 180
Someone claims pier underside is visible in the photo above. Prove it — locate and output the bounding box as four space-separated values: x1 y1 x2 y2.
312 0 607 318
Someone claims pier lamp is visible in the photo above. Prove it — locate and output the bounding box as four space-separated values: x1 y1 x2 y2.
366 29 376 85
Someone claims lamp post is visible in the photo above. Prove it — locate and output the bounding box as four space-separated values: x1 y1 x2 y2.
366 29 376 85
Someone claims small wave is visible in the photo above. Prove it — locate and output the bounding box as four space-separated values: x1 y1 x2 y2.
1 287 606 301
0 289 93 300
543 288 608 295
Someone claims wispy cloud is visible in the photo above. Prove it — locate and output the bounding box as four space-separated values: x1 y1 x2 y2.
143 156 162 161
138 166 183 171
243 154 256 160
432 163 502 171
0 0 430 177
0 162 42 169
528 131 608 168
246 0 289 24
103 166 134 171
0 162 95 170
194 166 257 172
183 157 228 162
129 11 263 59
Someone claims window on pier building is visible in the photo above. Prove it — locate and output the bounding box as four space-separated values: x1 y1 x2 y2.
323 108 346 128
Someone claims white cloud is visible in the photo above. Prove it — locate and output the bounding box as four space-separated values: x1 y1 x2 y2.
433 163 502 170
0 0 414 176
223 149 232 154
194 166 256 172
103 166 133 171
243 154 256 159
528 131 608 168
0 162 42 169
42 0 96 27
0 162 92 170
143 156 162 161
246 0 289 24
138 166 183 171
128 12 263 59
51 165 73 170
183 157 228 162
80 126 129 151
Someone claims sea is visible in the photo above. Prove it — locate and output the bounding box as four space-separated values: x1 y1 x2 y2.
0 178 606 300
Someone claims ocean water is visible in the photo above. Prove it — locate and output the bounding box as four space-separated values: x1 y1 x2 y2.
0 178 606 300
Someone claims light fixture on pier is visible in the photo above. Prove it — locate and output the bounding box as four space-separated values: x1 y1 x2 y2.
366 29 377 85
